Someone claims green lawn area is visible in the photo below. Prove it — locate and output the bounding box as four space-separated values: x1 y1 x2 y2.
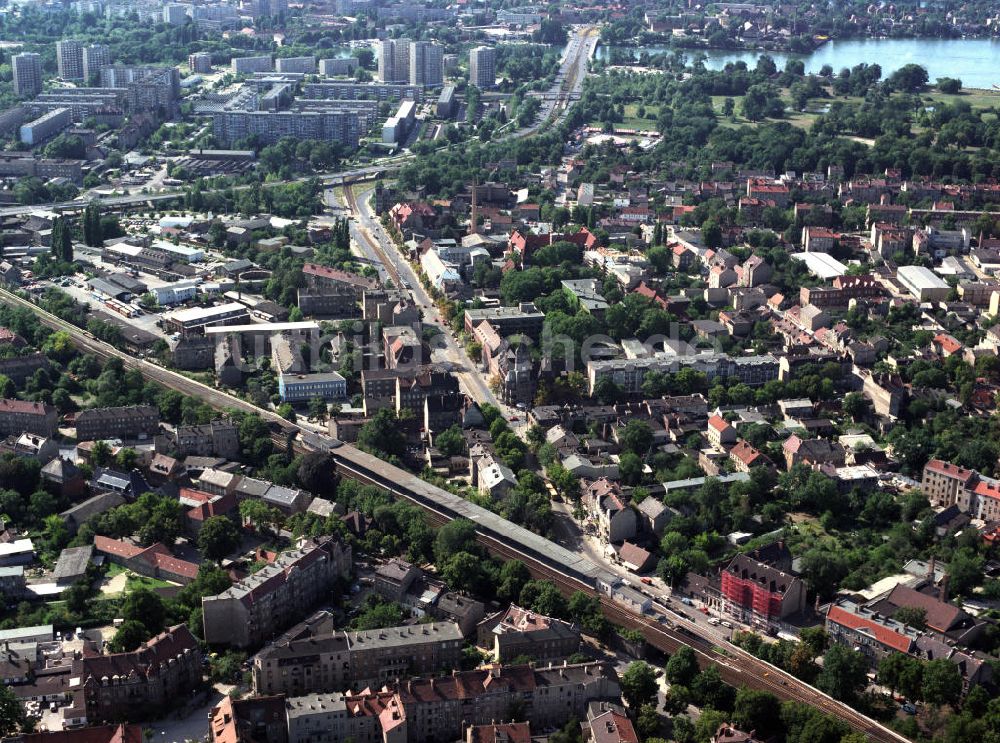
785 110 819 129
588 103 660 131
125 574 173 591
710 95 753 128
104 563 174 594
924 87 1000 111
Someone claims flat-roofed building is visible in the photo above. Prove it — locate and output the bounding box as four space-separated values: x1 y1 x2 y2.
587 353 778 395
276 56 315 74
302 82 423 102
436 84 456 118
409 41 443 87
463 304 545 338
82 44 111 80
163 302 251 336
56 40 84 80
897 264 950 302
232 55 273 74
189 52 213 74
213 110 365 148
20 108 72 146
12 53 42 97
469 46 495 89
277 367 347 403
318 57 358 76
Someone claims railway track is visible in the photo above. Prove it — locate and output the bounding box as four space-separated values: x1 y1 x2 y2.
4 286 906 743
284 431 907 743
482 533 904 742
0 289 292 429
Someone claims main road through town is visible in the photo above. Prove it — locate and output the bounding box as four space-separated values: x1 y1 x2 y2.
333 24 598 423
342 181 506 418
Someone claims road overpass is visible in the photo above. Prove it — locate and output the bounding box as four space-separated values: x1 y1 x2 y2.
0 164 399 218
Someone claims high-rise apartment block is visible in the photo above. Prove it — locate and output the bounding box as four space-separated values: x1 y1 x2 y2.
188 52 213 74
99 66 181 118
469 46 496 89
56 40 84 80
409 41 443 87
376 38 410 83
12 53 42 98
163 3 189 24
248 0 287 17
82 44 111 81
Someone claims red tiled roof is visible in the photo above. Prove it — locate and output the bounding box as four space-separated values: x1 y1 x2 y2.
730 440 766 467
708 414 731 432
618 541 652 570
933 334 963 355
924 459 976 482
782 434 802 453
93 536 144 560
467 723 532 743
0 398 52 416
183 488 237 521
145 550 200 580
590 711 639 743
805 227 840 239
20 724 143 743
633 282 667 309
302 263 375 289
94 536 200 580
972 479 1000 502
826 605 914 653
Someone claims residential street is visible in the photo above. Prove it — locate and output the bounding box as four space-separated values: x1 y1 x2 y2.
343 183 528 432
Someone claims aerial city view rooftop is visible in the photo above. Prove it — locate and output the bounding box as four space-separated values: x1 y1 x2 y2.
0 2 998 743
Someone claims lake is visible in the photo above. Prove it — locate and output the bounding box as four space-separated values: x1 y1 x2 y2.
596 38 1000 89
